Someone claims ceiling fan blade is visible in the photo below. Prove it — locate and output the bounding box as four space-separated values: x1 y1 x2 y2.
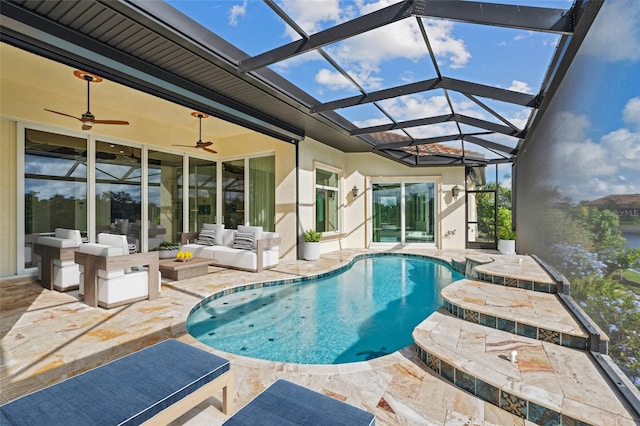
172 144 198 148
203 147 218 154
201 141 214 147
92 119 130 125
44 109 82 121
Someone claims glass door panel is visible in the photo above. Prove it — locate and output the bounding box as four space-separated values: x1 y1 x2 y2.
24 129 87 269
95 142 141 250
148 150 182 249
189 158 217 232
372 183 401 243
222 159 245 229
405 182 435 243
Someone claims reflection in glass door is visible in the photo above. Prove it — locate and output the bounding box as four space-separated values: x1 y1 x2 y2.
95 141 141 249
372 181 436 245
24 129 87 269
148 150 183 249
189 159 216 233
405 182 435 243
372 183 401 243
222 160 245 229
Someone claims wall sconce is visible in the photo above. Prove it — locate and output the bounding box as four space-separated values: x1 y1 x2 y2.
352 185 359 198
451 185 460 200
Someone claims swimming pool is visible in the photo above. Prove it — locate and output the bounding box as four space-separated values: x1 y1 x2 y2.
187 254 463 364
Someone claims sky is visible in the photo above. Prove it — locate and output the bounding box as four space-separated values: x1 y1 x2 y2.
166 0 575 162
165 0 639 201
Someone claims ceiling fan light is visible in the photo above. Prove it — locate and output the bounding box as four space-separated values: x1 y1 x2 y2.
82 120 93 128
196 145 203 150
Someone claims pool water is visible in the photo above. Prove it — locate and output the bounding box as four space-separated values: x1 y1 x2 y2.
187 255 463 364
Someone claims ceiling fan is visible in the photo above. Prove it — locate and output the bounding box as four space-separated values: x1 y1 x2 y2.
45 70 130 131
172 112 217 154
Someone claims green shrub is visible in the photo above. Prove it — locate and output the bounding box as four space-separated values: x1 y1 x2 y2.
497 206 517 240
303 229 322 242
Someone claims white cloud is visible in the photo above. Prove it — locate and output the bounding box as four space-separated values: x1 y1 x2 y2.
279 0 348 38
275 1 470 90
546 106 640 201
514 31 533 42
582 0 640 62
623 97 640 127
315 68 352 90
228 1 248 27
508 80 532 94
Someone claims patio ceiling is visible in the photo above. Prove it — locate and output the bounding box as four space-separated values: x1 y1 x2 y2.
1 0 603 167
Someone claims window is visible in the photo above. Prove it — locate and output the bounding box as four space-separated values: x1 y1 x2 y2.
315 167 339 233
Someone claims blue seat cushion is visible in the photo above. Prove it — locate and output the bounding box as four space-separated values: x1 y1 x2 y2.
0 339 230 426
223 379 375 426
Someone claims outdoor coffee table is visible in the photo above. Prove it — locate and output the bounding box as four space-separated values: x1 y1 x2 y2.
158 257 214 281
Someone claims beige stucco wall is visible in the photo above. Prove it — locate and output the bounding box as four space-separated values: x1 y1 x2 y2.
0 119 18 277
298 138 466 255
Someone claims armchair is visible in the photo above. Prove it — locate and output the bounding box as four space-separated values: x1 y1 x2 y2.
34 228 83 291
75 233 160 308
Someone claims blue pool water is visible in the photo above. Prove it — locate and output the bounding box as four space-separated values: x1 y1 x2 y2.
187 255 463 364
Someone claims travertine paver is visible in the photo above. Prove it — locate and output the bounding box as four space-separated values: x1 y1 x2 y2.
442 279 588 336
1 248 636 425
413 311 639 425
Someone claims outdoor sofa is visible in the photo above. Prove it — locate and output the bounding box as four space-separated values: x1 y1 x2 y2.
181 224 280 272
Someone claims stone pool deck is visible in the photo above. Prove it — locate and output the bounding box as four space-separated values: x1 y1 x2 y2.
1 248 638 425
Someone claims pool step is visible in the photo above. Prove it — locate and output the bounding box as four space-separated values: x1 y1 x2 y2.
471 255 560 294
413 311 638 426
441 279 603 352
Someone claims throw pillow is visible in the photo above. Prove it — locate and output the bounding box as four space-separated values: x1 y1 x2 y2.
232 231 255 250
196 229 216 246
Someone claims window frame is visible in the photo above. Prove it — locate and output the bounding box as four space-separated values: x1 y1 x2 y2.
313 162 343 236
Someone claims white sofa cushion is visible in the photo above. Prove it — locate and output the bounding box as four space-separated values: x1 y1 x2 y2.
97 233 129 254
38 228 83 247
55 228 82 245
180 243 212 258
53 263 80 288
79 243 124 257
221 229 237 247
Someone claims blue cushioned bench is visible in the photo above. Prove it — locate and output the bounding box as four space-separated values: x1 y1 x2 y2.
0 339 232 425
223 379 375 426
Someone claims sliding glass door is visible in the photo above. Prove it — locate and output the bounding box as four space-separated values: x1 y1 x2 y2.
148 150 183 249
371 180 436 245
405 182 435 243
95 141 141 249
188 158 216 233
372 183 401 243
24 129 88 269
